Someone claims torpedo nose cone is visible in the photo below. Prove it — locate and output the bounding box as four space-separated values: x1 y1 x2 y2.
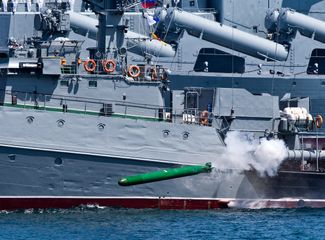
118 178 129 186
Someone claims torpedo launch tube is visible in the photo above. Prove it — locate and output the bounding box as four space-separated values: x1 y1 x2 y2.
69 11 175 58
163 8 289 61
266 8 325 44
118 163 212 186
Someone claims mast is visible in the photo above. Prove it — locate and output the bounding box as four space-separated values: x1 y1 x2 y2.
83 0 126 58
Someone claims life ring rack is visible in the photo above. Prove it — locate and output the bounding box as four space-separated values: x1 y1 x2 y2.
315 114 323 128
128 65 141 78
84 59 96 73
102 59 116 73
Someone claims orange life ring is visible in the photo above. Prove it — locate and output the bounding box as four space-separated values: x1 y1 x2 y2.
200 110 209 126
102 59 116 73
316 115 323 128
84 59 96 72
128 65 141 78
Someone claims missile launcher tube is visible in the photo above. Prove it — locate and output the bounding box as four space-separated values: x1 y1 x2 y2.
165 9 288 61
68 12 175 57
278 8 325 44
118 163 212 186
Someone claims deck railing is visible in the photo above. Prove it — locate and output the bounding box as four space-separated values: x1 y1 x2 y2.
4 90 214 126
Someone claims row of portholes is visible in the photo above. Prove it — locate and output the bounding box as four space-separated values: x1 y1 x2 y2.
25 116 190 138
163 130 190 140
8 154 63 166
26 116 106 130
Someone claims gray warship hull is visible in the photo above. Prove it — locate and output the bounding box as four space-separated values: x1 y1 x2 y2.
0 105 324 210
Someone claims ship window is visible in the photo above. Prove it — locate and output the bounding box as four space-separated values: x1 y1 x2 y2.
194 48 245 73
60 80 69 87
307 49 325 75
88 80 97 88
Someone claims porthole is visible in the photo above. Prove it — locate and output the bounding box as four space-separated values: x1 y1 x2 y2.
57 119 65 127
162 129 170 137
8 154 16 162
54 157 63 166
26 116 34 124
183 131 190 140
98 123 105 131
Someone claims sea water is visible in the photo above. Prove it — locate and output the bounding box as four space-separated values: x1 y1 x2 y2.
0 207 324 240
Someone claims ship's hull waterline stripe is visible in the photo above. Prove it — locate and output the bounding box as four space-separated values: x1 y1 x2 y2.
0 197 324 210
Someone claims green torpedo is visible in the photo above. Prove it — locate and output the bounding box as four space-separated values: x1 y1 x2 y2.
118 163 212 186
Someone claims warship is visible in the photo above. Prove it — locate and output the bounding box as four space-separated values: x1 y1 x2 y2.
0 0 324 210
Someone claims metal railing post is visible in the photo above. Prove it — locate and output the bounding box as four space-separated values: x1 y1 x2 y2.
24 92 27 109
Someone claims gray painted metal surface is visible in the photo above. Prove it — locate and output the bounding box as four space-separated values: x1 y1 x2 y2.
164 8 288 61
69 11 175 57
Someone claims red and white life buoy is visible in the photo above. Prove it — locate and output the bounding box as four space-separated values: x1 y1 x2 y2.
102 59 116 73
83 59 96 73
128 65 141 78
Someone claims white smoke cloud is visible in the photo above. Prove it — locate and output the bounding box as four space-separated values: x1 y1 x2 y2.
216 131 288 177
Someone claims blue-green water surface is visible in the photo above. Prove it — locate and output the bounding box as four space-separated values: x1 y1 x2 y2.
0 207 324 240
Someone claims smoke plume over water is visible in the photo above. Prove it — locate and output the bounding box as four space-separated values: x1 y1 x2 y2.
216 131 288 176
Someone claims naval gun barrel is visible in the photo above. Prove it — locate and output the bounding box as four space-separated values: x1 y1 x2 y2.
286 150 325 161
118 163 212 186
69 12 175 58
164 8 288 61
278 8 325 44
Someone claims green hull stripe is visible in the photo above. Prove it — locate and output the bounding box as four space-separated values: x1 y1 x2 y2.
3 103 160 122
